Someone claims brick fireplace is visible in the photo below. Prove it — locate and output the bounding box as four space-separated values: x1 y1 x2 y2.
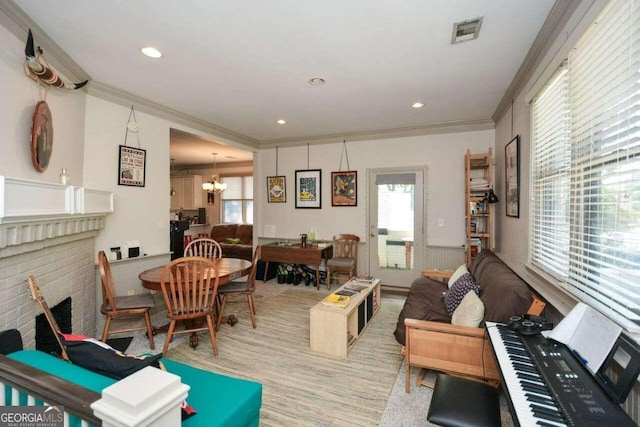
0 229 100 349
0 176 113 349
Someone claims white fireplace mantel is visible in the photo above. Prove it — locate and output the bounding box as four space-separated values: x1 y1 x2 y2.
0 176 113 250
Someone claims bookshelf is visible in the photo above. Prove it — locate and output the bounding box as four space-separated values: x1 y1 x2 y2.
310 279 381 357
465 148 494 265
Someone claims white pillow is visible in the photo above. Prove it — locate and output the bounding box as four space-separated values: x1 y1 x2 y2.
447 263 469 288
451 291 485 327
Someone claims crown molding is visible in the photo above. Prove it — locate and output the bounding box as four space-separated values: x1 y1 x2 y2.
259 119 495 149
492 0 582 123
87 81 260 149
0 0 90 83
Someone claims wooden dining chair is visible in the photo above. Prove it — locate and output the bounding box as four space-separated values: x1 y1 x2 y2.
216 246 261 331
184 238 222 259
97 251 155 349
160 256 220 356
326 234 360 289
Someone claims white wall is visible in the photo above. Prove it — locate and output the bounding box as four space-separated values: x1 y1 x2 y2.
83 96 171 258
0 23 85 184
255 129 494 253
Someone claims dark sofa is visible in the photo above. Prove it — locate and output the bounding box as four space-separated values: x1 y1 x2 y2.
396 250 544 391
394 249 534 345
209 223 253 260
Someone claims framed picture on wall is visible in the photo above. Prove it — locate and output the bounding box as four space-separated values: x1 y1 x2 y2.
505 135 520 217
118 145 146 187
331 171 357 206
267 176 286 203
295 169 321 208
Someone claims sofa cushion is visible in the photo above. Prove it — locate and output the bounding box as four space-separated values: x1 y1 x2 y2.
393 277 450 346
444 272 479 316
471 250 532 323
451 291 484 327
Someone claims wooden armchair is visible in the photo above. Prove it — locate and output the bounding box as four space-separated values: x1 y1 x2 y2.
404 269 545 392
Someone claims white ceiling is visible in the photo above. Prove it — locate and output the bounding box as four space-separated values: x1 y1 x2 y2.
11 0 556 165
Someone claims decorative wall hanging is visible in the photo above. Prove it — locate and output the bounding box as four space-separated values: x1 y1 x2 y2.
505 135 520 217
267 147 286 203
295 169 321 209
331 140 357 206
30 101 53 172
268 176 286 203
118 106 146 187
24 29 88 90
331 171 357 206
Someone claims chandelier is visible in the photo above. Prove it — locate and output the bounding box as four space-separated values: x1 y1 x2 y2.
202 153 227 193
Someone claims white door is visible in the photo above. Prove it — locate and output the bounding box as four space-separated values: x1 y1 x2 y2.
367 168 425 287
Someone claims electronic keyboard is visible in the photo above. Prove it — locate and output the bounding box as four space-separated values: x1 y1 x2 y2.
486 322 635 427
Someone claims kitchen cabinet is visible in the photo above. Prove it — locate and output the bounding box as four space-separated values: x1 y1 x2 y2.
170 175 203 210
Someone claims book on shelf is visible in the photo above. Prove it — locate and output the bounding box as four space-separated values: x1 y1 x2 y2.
322 294 351 308
335 289 357 297
344 283 368 292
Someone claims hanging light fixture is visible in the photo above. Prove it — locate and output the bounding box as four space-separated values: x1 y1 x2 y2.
202 153 227 194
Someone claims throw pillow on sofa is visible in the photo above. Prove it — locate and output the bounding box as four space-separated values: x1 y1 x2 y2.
447 263 469 288
451 291 484 327
444 272 479 316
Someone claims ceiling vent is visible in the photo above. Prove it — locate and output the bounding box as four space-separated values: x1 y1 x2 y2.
451 17 483 44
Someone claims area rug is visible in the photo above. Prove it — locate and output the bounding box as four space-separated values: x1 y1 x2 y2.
164 282 405 427
379 362 516 426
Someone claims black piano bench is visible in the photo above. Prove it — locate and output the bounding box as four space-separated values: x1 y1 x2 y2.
427 374 501 427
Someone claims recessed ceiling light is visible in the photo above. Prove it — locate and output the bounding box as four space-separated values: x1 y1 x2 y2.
140 47 162 58
412 102 425 109
276 119 287 125
308 77 326 86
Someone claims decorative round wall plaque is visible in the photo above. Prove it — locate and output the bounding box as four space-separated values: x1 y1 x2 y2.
30 100 53 172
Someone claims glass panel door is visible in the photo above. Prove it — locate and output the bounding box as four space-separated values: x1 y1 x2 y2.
368 168 424 287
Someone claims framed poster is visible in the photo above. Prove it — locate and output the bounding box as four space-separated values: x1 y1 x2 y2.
118 145 146 187
331 171 357 206
295 169 321 208
267 176 286 203
505 135 520 217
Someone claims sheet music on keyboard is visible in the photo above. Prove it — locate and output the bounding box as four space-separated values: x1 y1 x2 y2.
543 302 621 374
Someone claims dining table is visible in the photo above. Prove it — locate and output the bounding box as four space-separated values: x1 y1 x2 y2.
138 257 253 349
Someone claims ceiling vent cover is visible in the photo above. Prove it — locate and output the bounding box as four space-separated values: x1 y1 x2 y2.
451 17 483 44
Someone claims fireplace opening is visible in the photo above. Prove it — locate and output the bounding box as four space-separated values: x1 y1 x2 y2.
35 297 71 357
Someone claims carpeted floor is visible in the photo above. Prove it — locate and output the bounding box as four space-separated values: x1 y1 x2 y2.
379 363 515 426
119 280 516 426
162 281 405 426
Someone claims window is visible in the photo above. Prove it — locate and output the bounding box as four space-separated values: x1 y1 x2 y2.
221 176 253 224
530 0 640 338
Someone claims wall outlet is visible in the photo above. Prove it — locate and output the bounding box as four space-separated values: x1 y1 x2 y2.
438 218 445 227
127 290 135 296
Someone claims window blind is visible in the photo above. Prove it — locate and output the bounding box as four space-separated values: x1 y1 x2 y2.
530 0 640 338
565 0 640 333
530 66 571 279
